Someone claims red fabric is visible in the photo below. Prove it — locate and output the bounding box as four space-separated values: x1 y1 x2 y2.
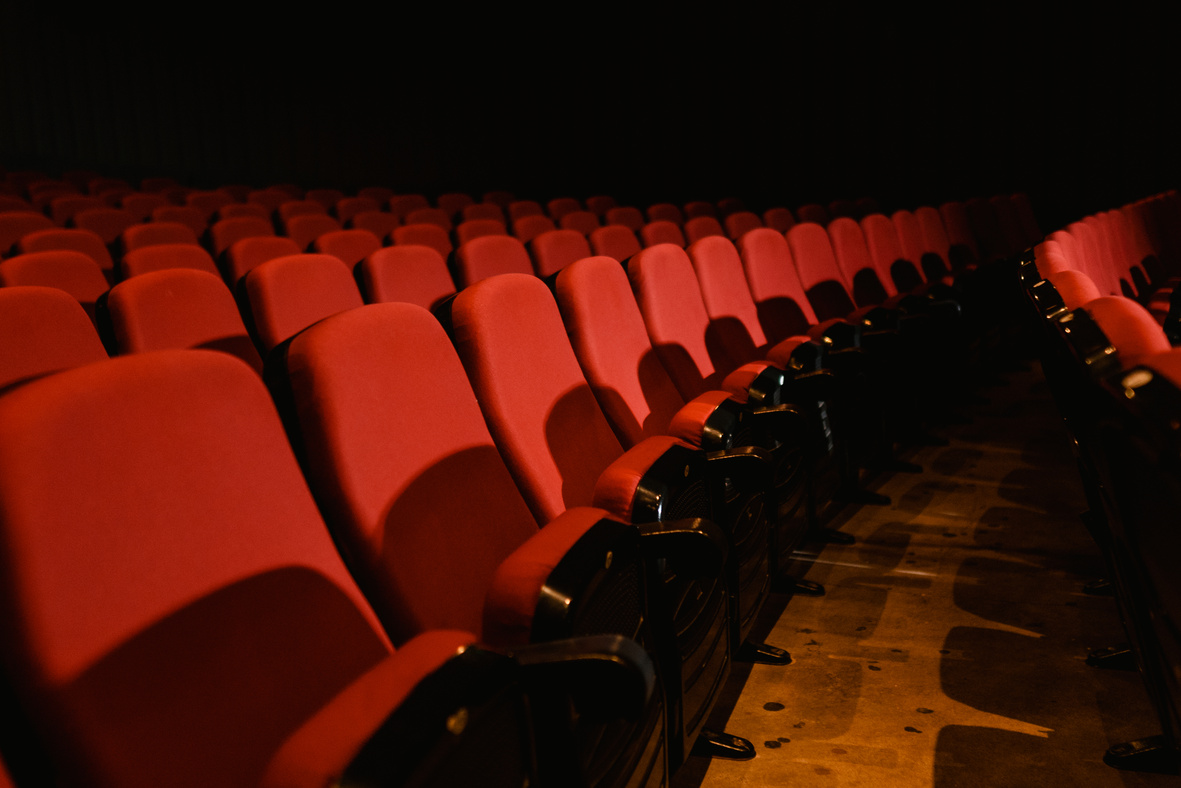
762 207 796 234
646 203 684 225
209 217 274 256
121 221 200 253
589 225 642 262
286 303 539 643
686 235 770 358
862 213 920 286
1069 221 1122 297
483 507 613 646
121 243 220 280
224 237 302 284
724 211 763 241
605 206 644 232
150 207 207 237
262 630 475 788
49 195 104 225
668 389 733 446
0 211 55 253
0 251 108 312
404 207 452 231
349 210 397 242
592 434 687 521
359 245 456 310
283 214 343 252
735 228 819 337
120 193 169 222
389 194 430 221
455 235 533 288
334 196 381 224
0 286 107 388
461 203 506 223
530 229 592 277
451 274 626 525
640 220 685 248
508 200 545 221
1144 348 1181 387
938 201 980 260
629 244 729 399
1085 296 1172 370
558 210 600 236
278 201 329 222
0 350 391 788
762 336 815 370
306 189 345 212
73 207 138 245
106 269 262 374
511 214 557 244
312 229 382 268
185 190 235 221
1048 270 1101 311
221 203 276 222
913 206 953 269
455 218 508 245
245 254 363 352
787 222 849 292
684 216 724 243
546 198 582 222
555 256 686 446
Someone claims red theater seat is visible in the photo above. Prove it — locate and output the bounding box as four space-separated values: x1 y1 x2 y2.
16 228 114 277
0 286 107 388
589 225 641 262
223 236 303 286
391 222 451 260
283 214 343 252
243 254 363 354
0 250 108 322
120 243 221 280
312 229 383 268
529 228 591 277
454 235 533 288
358 245 456 310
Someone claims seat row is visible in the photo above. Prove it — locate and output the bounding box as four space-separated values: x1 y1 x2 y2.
1020 190 1181 773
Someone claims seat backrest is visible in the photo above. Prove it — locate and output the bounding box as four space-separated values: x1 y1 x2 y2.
558 210 600 237
436 192 473 220
861 213 924 295
151 206 207 238
404 207 452 232
828 216 894 306
223 236 303 285
529 229 592 277
589 225 641 262
218 203 271 222
106 269 262 374
120 243 220 280
735 228 819 343
392 222 452 260
461 202 506 223
1084 296 1172 370
334 196 381 224
628 243 734 399
0 250 109 320
508 200 544 221
455 218 508 246
683 216 724 244
49 195 105 225
282 303 540 642
938 201 980 267
761 207 795 234
185 190 236 221
795 203 829 226
556 255 688 446
724 211 763 240
686 235 772 362
305 188 345 212
0 286 107 388
640 220 685 248
450 274 626 524
1047 270 1101 311
0 349 393 788
72 207 137 246
604 207 644 232
119 193 169 222
389 194 431 222
454 235 533 288
511 214 557 244
786 222 857 321
348 210 398 242
283 214 343 252
0 211 55 255
358 245 456 310
312 229 383 268
17 227 114 274
646 203 683 225
121 221 200 254
901 207 954 282
545 197 582 222
683 201 716 220
208 216 275 257
244 254 364 353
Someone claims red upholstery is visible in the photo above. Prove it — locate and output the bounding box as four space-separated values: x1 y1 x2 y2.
185 190 236 221
359 245 456 310
16 228 114 276
0 251 108 320
283 303 541 643
218 203 271 221
558 210 599 236
120 193 169 222
283 214 343 252
555 256 690 446
828 217 895 306
312 229 382 268
683 201 716 220
938 201 980 268
461 202 506 223
392 223 452 260
121 221 200 253
861 213 925 295
508 200 544 221
796 203 829 226
106 269 262 374
49 195 104 225
640 220 685 248
735 228 820 344
334 196 381 224
404 207 452 231
762 207 796 234
1048 270 1101 311
589 224 641 262
455 218 508 245
389 194 430 222
684 216 724 244
511 214 556 244
450 274 629 524
0 349 457 788
247 188 291 213
1084 296 1173 370
546 197 581 221
646 203 683 225
72 207 137 246
529 229 591 277
786 222 858 321
121 243 220 280
436 192 473 219
455 235 533 288
305 189 345 212
151 206 207 237
348 210 397 241
0 211 55 255
209 217 275 257
224 236 302 285
279 201 327 224
724 211 763 240
0 286 107 388
604 206 644 232
244 254 363 353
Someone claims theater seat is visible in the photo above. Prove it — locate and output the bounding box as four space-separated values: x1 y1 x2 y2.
0 286 107 388
358 245 456 310
0 250 109 322
242 254 364 355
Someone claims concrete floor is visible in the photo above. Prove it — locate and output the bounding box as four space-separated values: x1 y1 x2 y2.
676 367 1178 788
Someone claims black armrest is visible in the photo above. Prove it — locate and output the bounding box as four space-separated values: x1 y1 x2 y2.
636 517 728 579
514 634 656 722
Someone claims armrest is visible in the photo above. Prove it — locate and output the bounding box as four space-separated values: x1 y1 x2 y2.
635 517 729 579
514 634 656 722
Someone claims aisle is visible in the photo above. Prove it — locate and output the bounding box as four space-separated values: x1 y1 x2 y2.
682 366 1175 788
